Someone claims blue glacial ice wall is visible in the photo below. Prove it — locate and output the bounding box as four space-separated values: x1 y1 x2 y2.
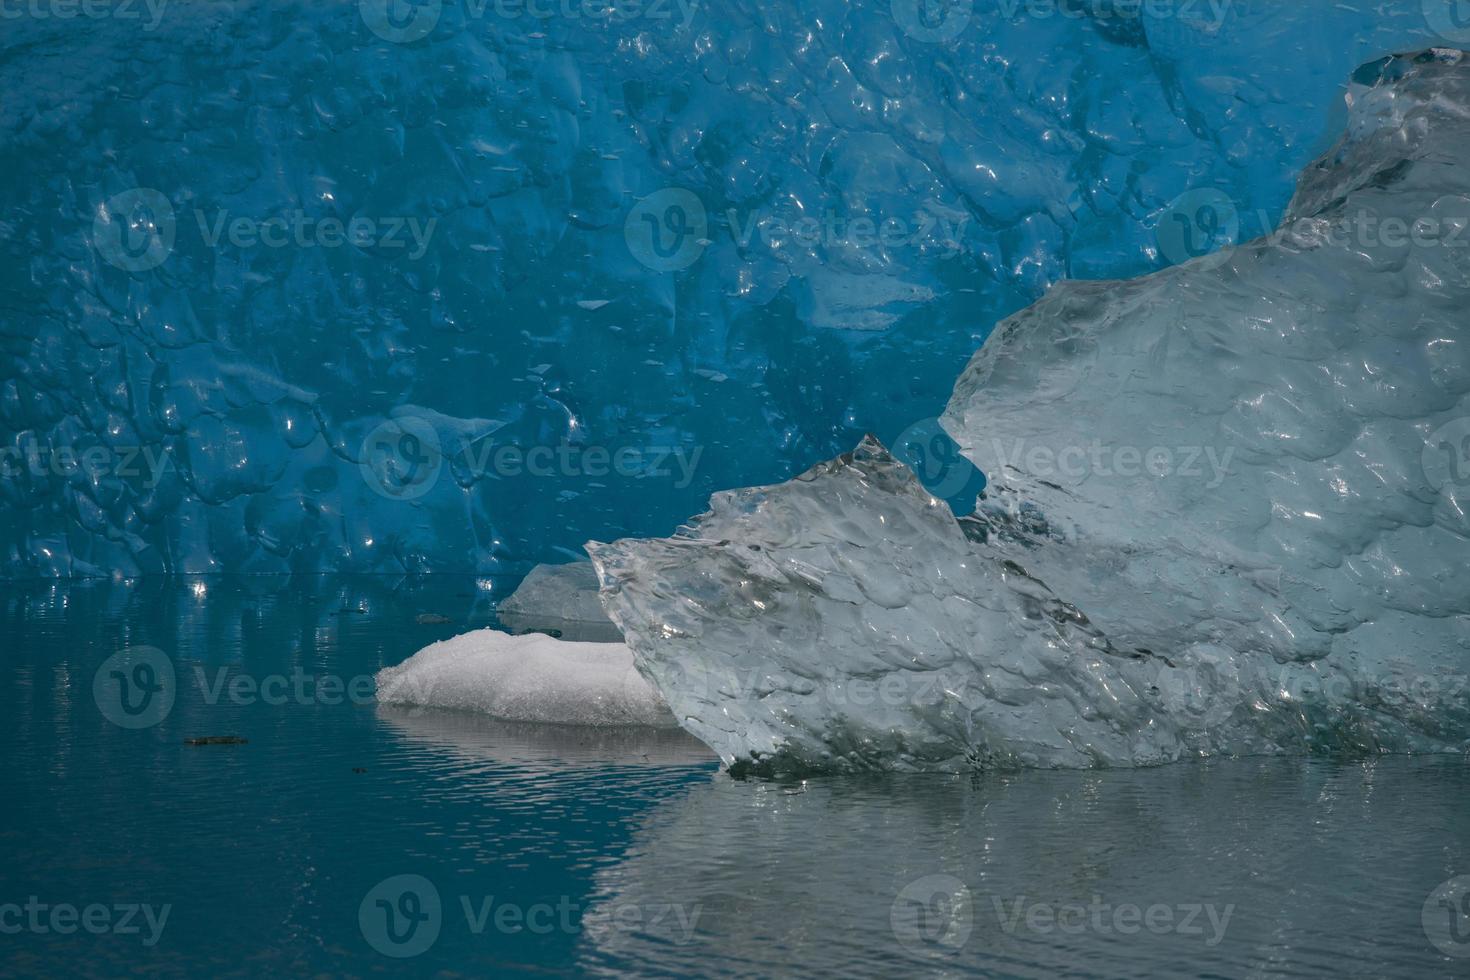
0 0 1457 577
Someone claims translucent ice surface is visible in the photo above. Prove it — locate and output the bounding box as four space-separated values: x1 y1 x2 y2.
590 52 1470 773
0 0 1451 577
497 561 622 641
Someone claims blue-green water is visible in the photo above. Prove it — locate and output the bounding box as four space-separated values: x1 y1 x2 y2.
2 578 1467 977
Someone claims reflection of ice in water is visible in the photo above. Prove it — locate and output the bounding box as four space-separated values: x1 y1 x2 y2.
374 703 712 770
575 759 1470 977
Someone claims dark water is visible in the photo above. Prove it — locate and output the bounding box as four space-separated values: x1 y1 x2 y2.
2 578 1467 977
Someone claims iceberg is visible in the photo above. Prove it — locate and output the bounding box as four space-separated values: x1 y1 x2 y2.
496 561 623 642
584 51 1470 773
376 629 676 728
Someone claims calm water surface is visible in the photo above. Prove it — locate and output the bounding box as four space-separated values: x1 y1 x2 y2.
2 577 1466 977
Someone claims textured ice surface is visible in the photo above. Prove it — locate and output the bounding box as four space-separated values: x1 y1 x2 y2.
497 561 621 641
0 1 1449 577
943 50 1470 683
590 53 1470 773
375 629 675 727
